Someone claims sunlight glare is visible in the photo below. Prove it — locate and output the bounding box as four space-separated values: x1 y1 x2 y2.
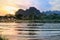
4 6 19 15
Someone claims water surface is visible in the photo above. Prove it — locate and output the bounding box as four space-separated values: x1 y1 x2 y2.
0 23 60 40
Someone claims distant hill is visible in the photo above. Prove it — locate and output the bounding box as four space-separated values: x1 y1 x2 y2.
43 11 60 15
15 7 41 19
15 7 60 20
15 7 41 16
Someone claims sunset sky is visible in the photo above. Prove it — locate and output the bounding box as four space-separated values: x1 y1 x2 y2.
0 0 60 16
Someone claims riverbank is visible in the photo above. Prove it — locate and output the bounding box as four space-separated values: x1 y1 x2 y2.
0 20 60 23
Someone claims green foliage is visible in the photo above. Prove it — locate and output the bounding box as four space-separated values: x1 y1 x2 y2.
0 37 3 40
0 7 60 22
0 36 8 40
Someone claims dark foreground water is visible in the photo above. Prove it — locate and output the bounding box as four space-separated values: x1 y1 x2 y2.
0 23 60 40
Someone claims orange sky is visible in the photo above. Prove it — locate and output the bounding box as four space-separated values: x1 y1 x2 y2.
0 0 33 16
0 0 38 16
0 0 19 16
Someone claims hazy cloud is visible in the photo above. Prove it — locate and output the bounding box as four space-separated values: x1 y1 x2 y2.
1 0 60 11
14 0 42 10
49 0 60 10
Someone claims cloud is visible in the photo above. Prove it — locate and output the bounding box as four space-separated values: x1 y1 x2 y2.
49 0 60 10
13 0 42 10
1 0 57 11
0 0 18 7
14 0 33 9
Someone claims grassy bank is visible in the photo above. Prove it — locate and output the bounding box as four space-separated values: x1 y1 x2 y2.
0 20 60 23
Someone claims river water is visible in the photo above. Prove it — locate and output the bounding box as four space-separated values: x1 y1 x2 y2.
0 23 60 40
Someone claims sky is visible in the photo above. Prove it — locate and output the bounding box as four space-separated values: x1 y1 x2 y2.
14 0 60 11
0 0 60 16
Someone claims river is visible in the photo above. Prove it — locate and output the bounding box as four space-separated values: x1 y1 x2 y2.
0 23 60 40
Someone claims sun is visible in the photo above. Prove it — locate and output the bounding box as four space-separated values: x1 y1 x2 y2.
4 6 19 15
0 5 19 16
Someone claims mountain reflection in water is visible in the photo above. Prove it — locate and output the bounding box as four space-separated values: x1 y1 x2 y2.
0 23 60 40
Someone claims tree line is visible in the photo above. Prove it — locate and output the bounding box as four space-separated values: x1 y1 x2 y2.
15 7 60 20
0 7 60 21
